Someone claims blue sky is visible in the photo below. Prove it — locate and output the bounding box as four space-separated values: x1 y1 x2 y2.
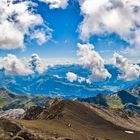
0 0 139 82
0 0 139 63
0 0 82 60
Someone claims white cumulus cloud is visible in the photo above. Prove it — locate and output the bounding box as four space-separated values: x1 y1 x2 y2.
66 72 78 82
40 0 69 9
78 0 140 55
30 29 52 45
66 72 86 83
113 53 140 81
0 54 33 76
0 0 52 49
29 53 48 74
0 53 49 76
77 43 111 82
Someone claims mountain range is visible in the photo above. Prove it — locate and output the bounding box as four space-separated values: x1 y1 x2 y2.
0 87 51 110
0 84 140 112
0 64 139 98
0 84 140 139
79 84 140 112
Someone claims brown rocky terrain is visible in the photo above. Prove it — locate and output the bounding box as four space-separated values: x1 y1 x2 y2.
1 99 140 139
0 118 41 140
12 99 140 140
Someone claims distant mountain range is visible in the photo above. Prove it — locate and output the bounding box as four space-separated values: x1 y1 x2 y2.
79 84 140 112
0 87 51 110
0 64 139 98
0 84 140 112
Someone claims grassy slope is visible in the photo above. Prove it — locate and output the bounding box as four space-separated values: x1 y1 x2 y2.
80 85 140 110
0 88 51 110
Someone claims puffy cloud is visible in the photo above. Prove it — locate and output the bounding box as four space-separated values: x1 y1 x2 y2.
113 53 140 81
66 72 86 83
77 43 111 82
40 0 69 9
78 0 140 55
66 72 78 82
29 53 48 74
0 0 52 49
0 54 33 76
30 29 52 45
78 76 86 83
0 53 48 76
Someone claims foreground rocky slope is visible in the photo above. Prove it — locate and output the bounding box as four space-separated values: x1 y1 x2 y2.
13 99 140 140
1 86 140 139
0 109 25 119
0 98 140 139
0 118 40 140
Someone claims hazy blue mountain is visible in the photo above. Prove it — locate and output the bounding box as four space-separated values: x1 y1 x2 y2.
0 64 139 98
